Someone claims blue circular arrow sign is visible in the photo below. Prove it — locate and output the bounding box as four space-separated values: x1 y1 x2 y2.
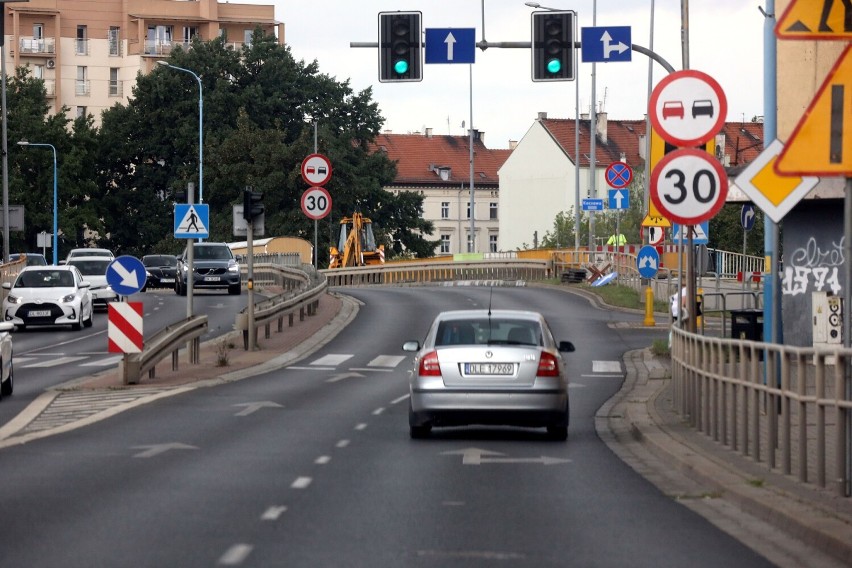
637 245 660 279
107 256 147 296
741 204 756 231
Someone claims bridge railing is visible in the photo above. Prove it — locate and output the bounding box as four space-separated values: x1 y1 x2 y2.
320 258 550 287
671 327 851 497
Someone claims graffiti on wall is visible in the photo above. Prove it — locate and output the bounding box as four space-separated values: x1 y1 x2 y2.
781 236 844 296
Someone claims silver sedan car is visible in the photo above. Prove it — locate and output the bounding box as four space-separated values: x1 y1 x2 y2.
402 309 575 440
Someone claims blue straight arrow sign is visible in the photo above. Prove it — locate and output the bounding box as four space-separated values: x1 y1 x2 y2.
608 189 629 210
425 28 476 64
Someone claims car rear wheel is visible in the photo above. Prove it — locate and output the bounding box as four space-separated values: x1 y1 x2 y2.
1 360 13 397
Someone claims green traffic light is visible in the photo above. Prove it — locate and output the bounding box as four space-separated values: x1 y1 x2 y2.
394 59 409 74
547 59 562 74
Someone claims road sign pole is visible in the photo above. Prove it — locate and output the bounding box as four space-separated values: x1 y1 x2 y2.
247 215 256 351
313 121 318 269
186 182 195 358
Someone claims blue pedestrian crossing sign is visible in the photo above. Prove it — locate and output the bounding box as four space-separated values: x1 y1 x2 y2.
637 245 660 279
174 204 209 239
672 221 709 245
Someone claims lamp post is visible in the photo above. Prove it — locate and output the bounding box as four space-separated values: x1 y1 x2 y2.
156 61 203 204
17 141 57 265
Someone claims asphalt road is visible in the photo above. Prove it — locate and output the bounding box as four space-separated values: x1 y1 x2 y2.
0 286 776 566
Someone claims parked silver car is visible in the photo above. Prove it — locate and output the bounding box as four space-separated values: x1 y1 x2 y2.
402 309 575 440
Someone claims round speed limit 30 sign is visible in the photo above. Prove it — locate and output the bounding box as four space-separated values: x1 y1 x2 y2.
650 148 728 226
301 186 332 220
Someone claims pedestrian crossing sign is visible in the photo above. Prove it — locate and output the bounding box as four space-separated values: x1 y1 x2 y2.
174 204 209 239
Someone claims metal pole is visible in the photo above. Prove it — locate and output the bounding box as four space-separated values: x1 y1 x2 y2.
468 64 475 253
186 182 194 321
644 0 655 238
313 120 318 268
51 146 56 265
589 0 597 251
844 177 852 495
247 205 256 350
574 59 580 249
1 42 9 263
156 62 203 204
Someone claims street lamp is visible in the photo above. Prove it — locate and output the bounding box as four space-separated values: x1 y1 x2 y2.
156 61 203 204
17 141 57 265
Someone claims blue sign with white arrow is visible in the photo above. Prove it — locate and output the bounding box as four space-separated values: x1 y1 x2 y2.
107 255 147 296
582 198 604 211
608 189 629 210
637 245 660 279
425 28 476 64
741 204 756 231
581 26 632 62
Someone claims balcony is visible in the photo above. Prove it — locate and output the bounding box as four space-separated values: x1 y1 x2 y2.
143 40 190 56
42 79 55 97
19 37 56 55
75 80 90 96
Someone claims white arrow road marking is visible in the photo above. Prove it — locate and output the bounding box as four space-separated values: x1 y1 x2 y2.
132 442 198 458
110 261 140 290
442 447 571 466
233 401 283 416
326 372 366 383
261 506 287 521
444 31 457 60
601 30 629 58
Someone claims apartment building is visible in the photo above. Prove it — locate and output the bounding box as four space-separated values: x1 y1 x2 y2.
4 0 282 123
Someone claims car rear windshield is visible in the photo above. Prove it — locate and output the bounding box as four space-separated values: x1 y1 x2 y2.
435 319 541 347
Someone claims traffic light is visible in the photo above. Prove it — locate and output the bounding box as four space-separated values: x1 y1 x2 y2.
243 189 264 221
531 11 576 82
378 11 422 83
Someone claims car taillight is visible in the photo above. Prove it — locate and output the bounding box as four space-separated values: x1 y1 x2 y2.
419 351 441 376
537 352 559 377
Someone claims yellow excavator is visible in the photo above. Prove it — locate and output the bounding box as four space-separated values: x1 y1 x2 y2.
328 212 386 268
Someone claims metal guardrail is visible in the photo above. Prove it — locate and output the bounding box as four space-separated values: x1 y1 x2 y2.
320 258 550 287
122 315 208 385
671 328 851 497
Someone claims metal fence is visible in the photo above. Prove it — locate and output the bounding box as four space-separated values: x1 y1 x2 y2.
671 327 851 497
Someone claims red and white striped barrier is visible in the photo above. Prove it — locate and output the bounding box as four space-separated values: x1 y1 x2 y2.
108 302 144 353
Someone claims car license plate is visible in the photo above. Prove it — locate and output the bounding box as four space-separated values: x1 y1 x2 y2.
28 310 51 317
203 276 221 282
465 363 513 376
161 278 175 283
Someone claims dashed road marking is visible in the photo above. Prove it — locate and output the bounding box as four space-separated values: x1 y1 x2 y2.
291 477 312 489
218 544 253 565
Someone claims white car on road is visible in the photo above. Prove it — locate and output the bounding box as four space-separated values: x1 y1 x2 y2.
1 265 94 330
66 256 119 309
0 321 13 400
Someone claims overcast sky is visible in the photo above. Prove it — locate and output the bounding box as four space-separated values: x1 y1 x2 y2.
243 1 765 149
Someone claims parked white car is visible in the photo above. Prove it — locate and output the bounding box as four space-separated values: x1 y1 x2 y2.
66 256 118 309
1 265 94 330
64 248 115 264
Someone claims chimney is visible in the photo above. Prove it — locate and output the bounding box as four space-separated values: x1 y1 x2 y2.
425 127 433 138
508 140 518 149
537 112 548 120
596 112 608 143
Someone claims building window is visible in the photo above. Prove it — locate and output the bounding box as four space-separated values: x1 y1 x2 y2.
33 23 43 39
440 234 451 253
490 235 498 253
76 106 87 119
467 204 472 219
146 25 173 55
109 68 121 97
490 202 498 220
33 64 44 79
441 202 449 219
108 27 121 56
76 25 88 55
244 29 254 46
183 26 199 44
76 66 89 96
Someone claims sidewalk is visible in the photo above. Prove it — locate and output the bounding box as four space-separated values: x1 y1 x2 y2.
600 349 852 567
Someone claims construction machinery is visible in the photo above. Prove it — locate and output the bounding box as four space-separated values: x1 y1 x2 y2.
328 212 386 268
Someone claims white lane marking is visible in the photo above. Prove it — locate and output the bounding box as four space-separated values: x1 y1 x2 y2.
285 366 335 371
326 372 365 383
390 394 409 405
355 423 367 430
81 356 123 367
349 367 394 372
315 456 331 465
593 360 622 373
218 544 253 565
291 477 312 489
26 356 88 368
261 506 287 521
367 355 406 367
311 354 353 366
580 374 624 379
336 439 350 448
372 407 385 415
13 357 36 365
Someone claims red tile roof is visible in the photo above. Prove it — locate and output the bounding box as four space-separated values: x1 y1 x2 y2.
539 116 766 170
369 132 510 187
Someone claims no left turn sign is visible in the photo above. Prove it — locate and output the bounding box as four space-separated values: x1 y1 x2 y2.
650 148 728 226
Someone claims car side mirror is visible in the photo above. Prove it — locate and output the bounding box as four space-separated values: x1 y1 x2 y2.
79 281 91 289
1 282 9 290
558 341 575 353
402 340 420 352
